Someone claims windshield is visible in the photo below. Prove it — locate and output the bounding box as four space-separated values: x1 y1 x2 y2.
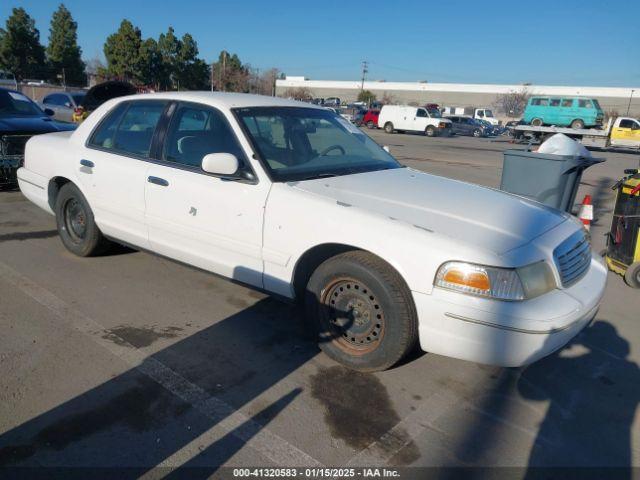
427 108 441 118
235 106 401 182
484 109 494 117
0 90 44 117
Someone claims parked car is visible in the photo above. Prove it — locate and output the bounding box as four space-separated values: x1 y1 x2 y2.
0 87 76 188
442 106 501 126
447 116 487 137
324 97 341 107
40 91 86 123
73 80 137 122
18 92 606 371
0 70 17 89
360 109 380 129
378 105 452 136
523 96 604 129
476 119 496 136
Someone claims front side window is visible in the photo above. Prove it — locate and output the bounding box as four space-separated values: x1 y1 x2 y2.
163 104 245 168
578 99 593 108
416 108 427 118
484 109 494 117
236 106 400 182
550 99 561 107
88 101 166 157
561 99 573 107
619 119 634 129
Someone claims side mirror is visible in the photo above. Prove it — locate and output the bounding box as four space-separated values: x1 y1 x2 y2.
44 108 55 116
64 102 72 108
201 153 240 177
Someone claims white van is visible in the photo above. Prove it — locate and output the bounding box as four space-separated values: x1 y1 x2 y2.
378 105 452 136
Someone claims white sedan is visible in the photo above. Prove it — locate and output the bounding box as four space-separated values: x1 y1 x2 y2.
17 92 607 371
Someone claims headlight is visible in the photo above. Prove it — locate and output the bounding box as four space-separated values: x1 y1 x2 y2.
434 261 556 301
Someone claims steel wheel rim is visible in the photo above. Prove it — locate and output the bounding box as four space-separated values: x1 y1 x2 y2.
64 198 87 243
320 277 385 354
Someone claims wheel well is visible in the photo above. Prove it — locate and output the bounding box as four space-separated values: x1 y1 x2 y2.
48 176 72 210
292 243 359 300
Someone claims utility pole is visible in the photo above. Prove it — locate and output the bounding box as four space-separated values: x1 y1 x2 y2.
360 60 368 91
626 89 635 116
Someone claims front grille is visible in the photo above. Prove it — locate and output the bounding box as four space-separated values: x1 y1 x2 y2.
553 230 591 287
1 134 32 158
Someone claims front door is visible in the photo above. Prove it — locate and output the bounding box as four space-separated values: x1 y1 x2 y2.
76 100 168 249
144 102 269 288
611 119 640 147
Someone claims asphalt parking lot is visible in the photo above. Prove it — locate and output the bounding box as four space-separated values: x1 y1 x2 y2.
1 131 639 477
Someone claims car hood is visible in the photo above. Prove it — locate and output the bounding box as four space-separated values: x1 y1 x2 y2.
291 167 568 255
0 115 76 134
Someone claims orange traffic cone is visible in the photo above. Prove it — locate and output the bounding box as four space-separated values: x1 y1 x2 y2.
578 195 593 230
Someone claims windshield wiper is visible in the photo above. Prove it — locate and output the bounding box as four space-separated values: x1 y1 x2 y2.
301 173 338 181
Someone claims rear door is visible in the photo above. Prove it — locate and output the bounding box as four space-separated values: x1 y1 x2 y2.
145 102 269 287
77 100 168 248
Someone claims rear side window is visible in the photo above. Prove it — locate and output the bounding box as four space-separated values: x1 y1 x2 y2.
578 99 593 108
550 99 561 107
561 99 573 107
44 94 69 106
88 101 167 157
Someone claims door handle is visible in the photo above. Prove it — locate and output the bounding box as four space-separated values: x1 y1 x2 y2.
147 176 169 187
80 159 94 168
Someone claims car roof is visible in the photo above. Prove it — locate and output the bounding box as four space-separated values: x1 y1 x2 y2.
114 91 325 110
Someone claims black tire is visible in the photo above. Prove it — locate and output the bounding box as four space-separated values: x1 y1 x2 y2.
624 262 640 289
531 118 543 127
473 129 482 137
305 251 418 372
55 183 111 257
425 126 436 137
384 122 394 134
367 121 375 129
571 119 585 130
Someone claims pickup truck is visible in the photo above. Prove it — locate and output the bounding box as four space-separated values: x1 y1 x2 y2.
441 106 501 126
18 92 607 371
513 117 640 149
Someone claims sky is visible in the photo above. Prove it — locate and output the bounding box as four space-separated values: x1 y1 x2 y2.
1 0 639 87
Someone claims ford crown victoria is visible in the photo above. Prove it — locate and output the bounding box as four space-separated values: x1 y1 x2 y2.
17 92 607 371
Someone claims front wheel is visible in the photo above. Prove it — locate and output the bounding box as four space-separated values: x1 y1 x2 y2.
367 121 375 129
473 129 482 137
624 262 640 289
425 126 436 137
384 122 394 134
305 251 418 371
55 183 111 257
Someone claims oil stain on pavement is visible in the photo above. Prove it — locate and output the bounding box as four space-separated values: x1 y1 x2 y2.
102 325 183 348
310 366 420 464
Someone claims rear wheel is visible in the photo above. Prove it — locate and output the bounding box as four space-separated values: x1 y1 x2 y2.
624 262 640 289
384 122 394 134
305 251 418 372
531 118 543 127
55 183 111 257
571 119 585 130
425 125 436 137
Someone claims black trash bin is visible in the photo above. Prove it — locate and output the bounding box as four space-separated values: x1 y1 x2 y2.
500 149 605 212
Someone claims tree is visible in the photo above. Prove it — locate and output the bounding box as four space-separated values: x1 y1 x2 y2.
0 7 47 80
380 92 396 105
103 19 144 82
212 50 248 92
357 90 376 106
495 88 530 118
174 33 209 90
282 87 313 101
138 37 162 87
47 4 85 86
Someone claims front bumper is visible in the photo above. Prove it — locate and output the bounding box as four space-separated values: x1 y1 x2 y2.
413 254 607 367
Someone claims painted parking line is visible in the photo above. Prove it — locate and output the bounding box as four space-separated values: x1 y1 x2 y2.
0 260 322 469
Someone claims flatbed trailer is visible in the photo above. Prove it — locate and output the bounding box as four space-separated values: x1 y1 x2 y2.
513 117 640 149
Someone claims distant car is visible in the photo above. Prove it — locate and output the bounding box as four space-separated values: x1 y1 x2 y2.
0 70 17 89
353 110 365 126
324 97 341 107
0 87 76 187
361 109 380 129
40 91 86 123
447 116 486 137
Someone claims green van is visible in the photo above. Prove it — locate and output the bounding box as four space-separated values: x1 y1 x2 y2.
523 97 604 129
